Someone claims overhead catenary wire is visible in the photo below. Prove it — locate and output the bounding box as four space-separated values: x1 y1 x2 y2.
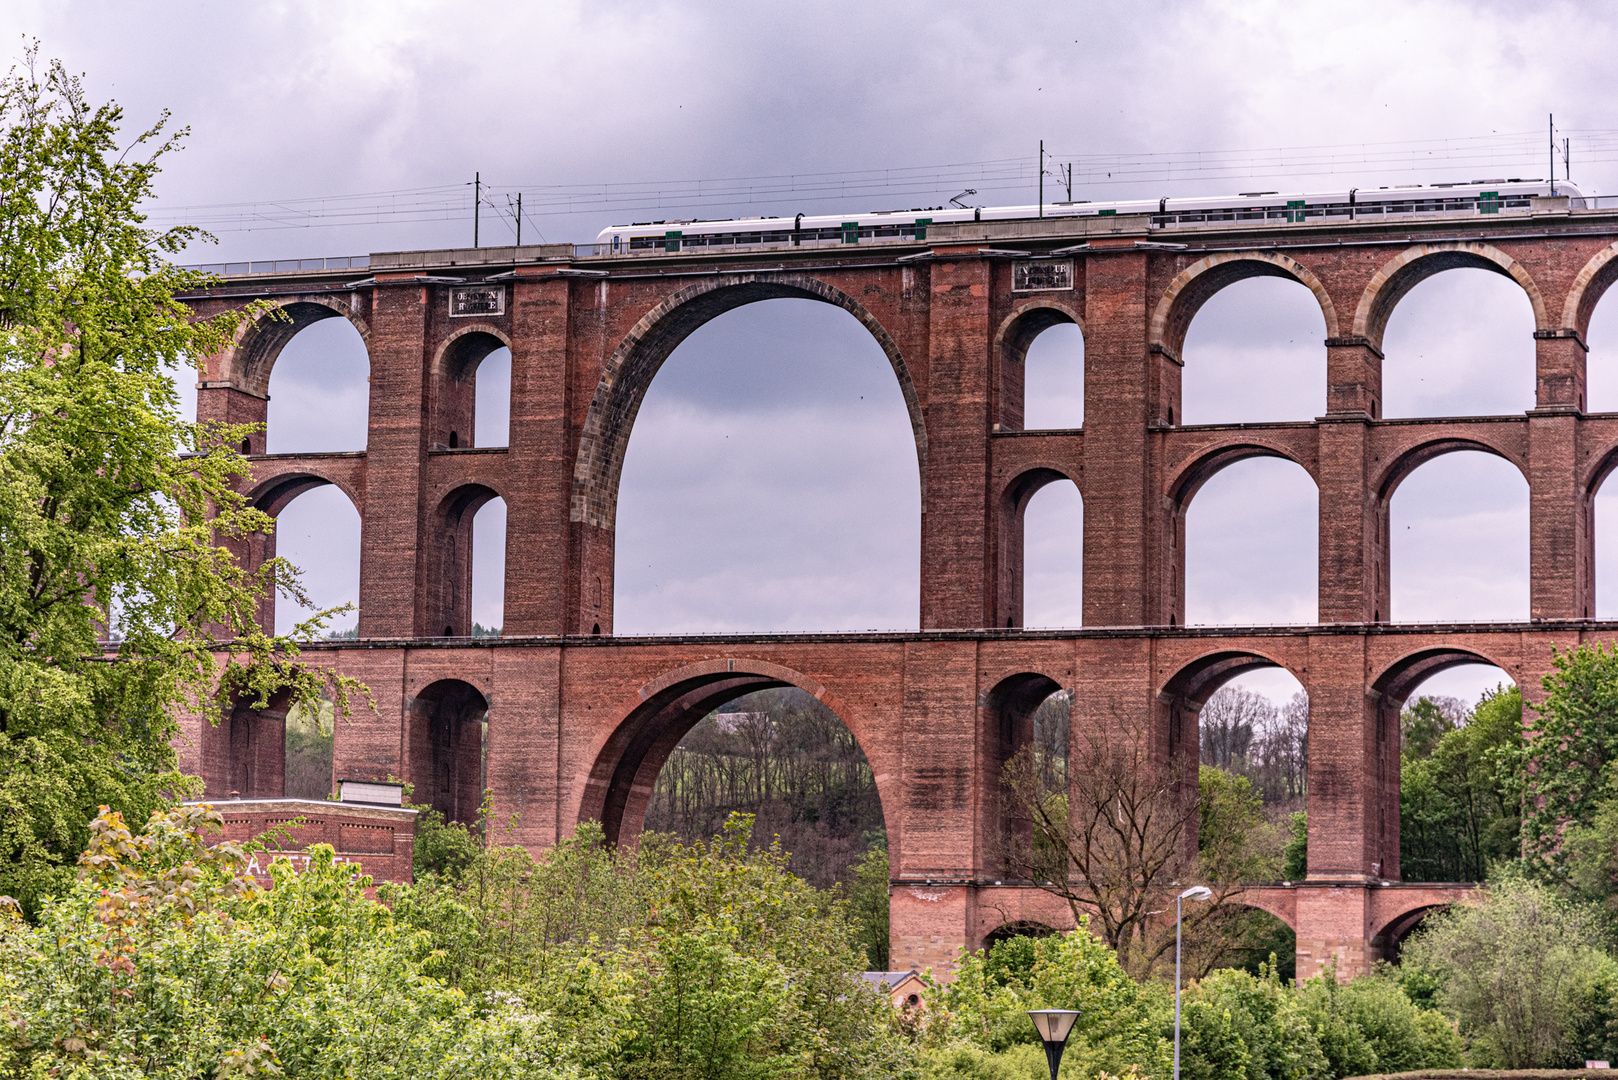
144 128 1618 238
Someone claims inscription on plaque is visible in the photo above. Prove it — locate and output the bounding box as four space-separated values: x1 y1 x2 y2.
1012 260 1073 292
450 285 505 317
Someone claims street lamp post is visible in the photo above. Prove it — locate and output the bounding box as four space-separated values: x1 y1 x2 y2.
1175 886 1214 1080
1027 1009 1081 1080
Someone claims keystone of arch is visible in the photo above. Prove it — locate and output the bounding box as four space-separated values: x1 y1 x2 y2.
569 273 927 531
1149 252 1339 362
1353 242 1549 353
220 295 370 399
1560 240 1618 341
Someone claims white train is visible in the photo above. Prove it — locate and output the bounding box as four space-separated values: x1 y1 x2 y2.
593 179 1587 255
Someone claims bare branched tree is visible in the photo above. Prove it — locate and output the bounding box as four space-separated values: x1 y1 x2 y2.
1002 704 1278 979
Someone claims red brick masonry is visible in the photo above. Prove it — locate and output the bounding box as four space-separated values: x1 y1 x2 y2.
189 798 417 885
177 195 1618 978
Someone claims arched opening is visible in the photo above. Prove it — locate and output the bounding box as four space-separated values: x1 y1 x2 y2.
471 498 505 636
435 330 511 449
1372 649 1519 883
643 686 883 890
614 298 921 633
583 665 888 894
1183 457 1318 626
284 693 335 800
1582 256 1618 412
1377 904 1450 966
408 679 488 825
982 921 1058 950
200 687 295 800
265 315 370 453
983 674 1069 879
1380 653 1519 884
1179 662 1307 977
428 486 505 638
1181 276 1328 424
1388 450 1528 622
1381 268 1537 418
271 485 362 636
1022 479 1083 628
1021 323 1084 430
1594 460 1618 618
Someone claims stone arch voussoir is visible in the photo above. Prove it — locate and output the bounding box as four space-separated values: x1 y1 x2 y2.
1168 441 1316 510
571 657 893 847
223 296 370 399
1353 242 1549 352
433 323 513 382
1562 241 1618 341
1150 252 1339 362
246 468 362 519
994 298 1085 362
1374 436 1527 503
569 274 926 530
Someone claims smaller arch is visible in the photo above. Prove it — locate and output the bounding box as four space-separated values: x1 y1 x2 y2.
226 297 370 398
1234 891 1299 932
1160 649 1294 710
247 470 364 519
996 300 1085 431
1353 242 1550 352
1561 241 1618 341
1168 442 1315 509
994 299 1085 366
1371 646 1512 710
1374 437 1526 503
407 679 488 825
1151 252 1339 362
982 921 1059 951
429 484 502 639
433 323 513 381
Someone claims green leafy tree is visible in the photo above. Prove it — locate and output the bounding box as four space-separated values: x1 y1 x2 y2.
844 839 891 969
1400 685 1522 882
1296 968 1462 1076
1402 877 1618 1067
921 919 1172 1078
0 804 597 1078
1186 962 1328 1080
1510 645 1618 874
0 48 354 913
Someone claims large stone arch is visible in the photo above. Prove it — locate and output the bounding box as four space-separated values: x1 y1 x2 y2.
1561 241 1618 342
569 274 926 530
994 299 1085 430
1371 644 1514 709
1353 242 1550 352
220 296 371 398
1150 252 1339 362
574 658 892 848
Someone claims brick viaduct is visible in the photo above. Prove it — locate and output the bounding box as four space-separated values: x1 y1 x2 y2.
176 195 1618 981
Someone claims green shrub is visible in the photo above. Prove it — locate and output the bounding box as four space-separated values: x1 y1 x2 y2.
0 804 595 1078
1186 963 1328 1080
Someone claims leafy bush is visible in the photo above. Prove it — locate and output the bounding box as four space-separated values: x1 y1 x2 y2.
920 921 1171 1078
0 804 593 1078
1402 877 1618 1066
1186 962 1328 1080
1297 969 1462 1076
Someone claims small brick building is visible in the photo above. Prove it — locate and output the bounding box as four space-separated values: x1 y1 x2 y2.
192 789 417 885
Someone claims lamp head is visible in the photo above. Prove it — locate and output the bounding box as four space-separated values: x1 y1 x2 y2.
1027 1009 1081 1044
1179 886 1213 902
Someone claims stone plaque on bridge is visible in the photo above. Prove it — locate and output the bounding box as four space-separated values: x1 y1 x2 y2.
450 284 505 317
1012 260 1073 292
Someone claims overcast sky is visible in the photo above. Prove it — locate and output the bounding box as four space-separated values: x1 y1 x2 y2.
16 0 1618 710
